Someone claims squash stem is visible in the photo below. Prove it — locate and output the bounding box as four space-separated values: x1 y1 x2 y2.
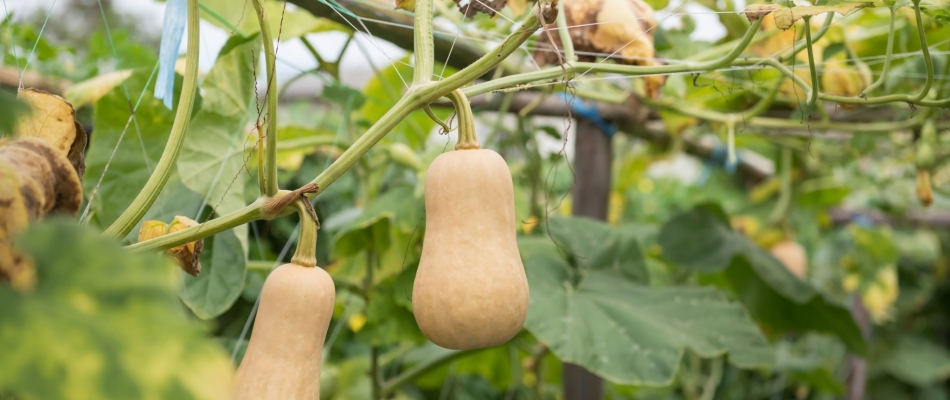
447 89 479 150
290 199 318 268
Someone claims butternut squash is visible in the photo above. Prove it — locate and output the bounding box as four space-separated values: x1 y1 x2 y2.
232 262 334 399
412 90 529 350
770 240 807 279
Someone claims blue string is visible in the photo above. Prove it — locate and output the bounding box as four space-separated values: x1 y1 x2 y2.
155 0 187 110
556 92 616 138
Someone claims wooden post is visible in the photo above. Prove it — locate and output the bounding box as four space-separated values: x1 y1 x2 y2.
565 118 611 399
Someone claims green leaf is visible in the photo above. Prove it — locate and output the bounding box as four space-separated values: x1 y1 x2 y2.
0 219 233 400
356 274 425 346
658 205 867 355
0 89 29 133
546 217 649 283
199 0 346 39
181 228 247 319
522 251 774 385
331 186 421 257
85 69 194 233
921 2 950 26
878 336 950 387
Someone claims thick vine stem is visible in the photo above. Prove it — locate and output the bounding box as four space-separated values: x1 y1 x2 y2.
130 3 551 252
767 148 793 226
462 18 763 96
802 16 819 116
822 0 935 106
303 6 550 199
448 90 480 150
860 6 896 97
290 198 319 268
252 0 280 197
555 0 575 62
413 0 435 84
103 0 200 240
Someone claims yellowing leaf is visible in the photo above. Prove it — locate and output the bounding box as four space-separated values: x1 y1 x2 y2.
15 89 84 170
507 0 528 16
395 0 416 11
63 70 133 109
772 3 872 30
139 220 169 243
0 220 234 400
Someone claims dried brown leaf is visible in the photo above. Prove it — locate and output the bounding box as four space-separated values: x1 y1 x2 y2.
454 0 508 18
742 3 780 22
167 216 203 277
772 3 870 30
533 0 667 97
0 158 34 292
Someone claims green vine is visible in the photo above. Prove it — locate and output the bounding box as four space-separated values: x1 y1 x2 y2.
103 0 200 240
252 0 281 197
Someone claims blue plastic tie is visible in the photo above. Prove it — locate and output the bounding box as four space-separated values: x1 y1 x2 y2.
556 92 616 137
155 0 187 110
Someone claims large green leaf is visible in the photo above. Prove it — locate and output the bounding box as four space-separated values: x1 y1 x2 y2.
85 69 196 234
198 0 346 39
547 216 649 284
0 219 232 400
657 204 867 355
329 186 422 258
877 335 950 387
181 228 247 319
521 242 773 385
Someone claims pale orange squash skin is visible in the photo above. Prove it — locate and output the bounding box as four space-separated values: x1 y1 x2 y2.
413 149 529 350
770 241 808 279
232 263 335 399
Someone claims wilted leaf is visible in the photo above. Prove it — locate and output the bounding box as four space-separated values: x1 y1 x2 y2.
168 215 204 277
14 88 86 177
742 3 780 22
772 3 872 30
0 219 234 400
534 0 666 97
453 0 506 17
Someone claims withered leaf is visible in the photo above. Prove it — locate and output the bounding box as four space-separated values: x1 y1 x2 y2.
167 216 203 277
0 138 83 292
14 88 86 178
454 0 508 18
742 3 780 22
533 0 667 98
